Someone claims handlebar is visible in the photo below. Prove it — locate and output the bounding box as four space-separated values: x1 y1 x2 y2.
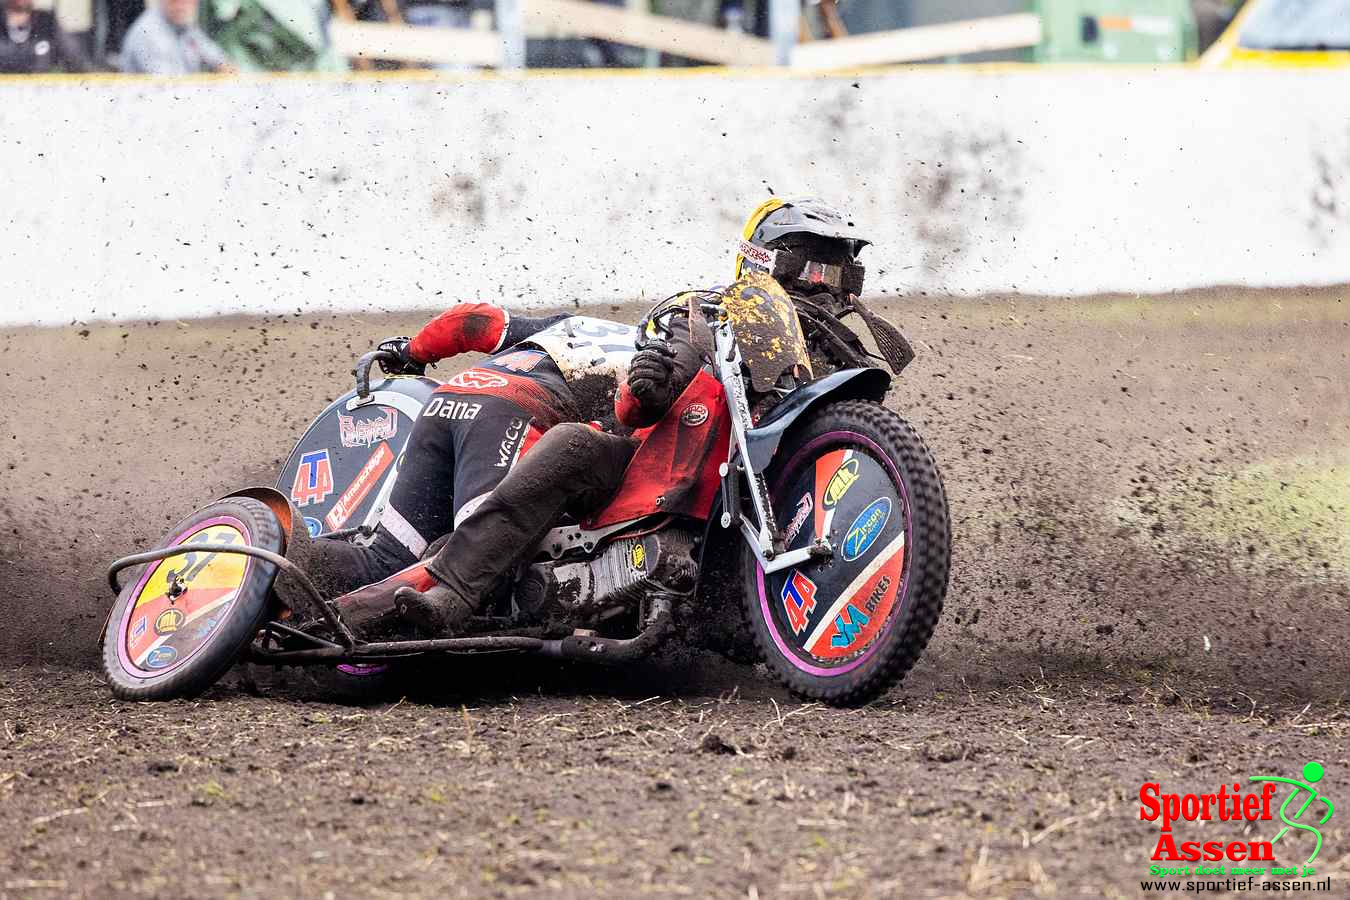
352 349 400 400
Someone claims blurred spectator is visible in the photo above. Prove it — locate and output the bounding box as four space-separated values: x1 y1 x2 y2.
200 0 346 72
403 0 469 30
121 0 235 72
654 0 745 66
0 0 91 72
525 0 644 67
655 0 720 26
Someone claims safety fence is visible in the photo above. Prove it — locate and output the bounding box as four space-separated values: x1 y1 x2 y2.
1 67 1347 326
330 1 1043 69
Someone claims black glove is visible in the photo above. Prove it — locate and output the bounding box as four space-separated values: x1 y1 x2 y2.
627 343 675 411
375 336 426 377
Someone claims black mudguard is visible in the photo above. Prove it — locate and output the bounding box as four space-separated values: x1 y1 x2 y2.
743 367 891 472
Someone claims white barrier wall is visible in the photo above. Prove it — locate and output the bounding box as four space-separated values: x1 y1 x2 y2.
1 69 1348 326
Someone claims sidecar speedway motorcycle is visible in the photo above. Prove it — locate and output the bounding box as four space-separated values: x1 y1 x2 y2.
102 277 950 706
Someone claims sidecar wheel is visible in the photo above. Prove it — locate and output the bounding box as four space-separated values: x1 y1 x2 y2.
742 400 950 706
102 497 283 701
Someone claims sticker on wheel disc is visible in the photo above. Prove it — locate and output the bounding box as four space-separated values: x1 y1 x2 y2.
766 447 910 667
124 522 248 674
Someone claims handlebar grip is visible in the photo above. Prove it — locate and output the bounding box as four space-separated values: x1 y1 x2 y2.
352 349 399 400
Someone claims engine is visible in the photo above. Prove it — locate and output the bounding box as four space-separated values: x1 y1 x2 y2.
516 528 697 629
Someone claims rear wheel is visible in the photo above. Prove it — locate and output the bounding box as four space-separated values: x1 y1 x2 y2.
102 497 282 701
742 400 950 706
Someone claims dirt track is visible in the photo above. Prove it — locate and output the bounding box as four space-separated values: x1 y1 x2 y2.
1 288 1349 897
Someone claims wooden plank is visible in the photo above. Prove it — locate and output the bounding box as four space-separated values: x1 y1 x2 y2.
329 21 504 66
526 0 775 66
792 13 1043 70
328 0 374 71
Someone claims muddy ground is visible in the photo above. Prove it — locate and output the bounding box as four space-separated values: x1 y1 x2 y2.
1 288 1348 897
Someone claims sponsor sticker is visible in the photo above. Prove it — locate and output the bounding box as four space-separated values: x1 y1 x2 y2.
829 603 871 649
802 532 907 660
447 369 509 391
822 458 860 509
631 543 646 571
338 407 398 449
491 349 546 373
303 516 323 538
144 645 178 670
782 492 814 545
495 418 528 470
324 442 395 531
291 449 335 507
154 608 186 636
842 497 892 562
132 616 147 640
681 403 710 427
863 575 892 616
781 569 818 636
737 239 777 271
423 398 482 421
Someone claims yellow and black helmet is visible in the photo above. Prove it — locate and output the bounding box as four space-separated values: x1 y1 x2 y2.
734 197 870 298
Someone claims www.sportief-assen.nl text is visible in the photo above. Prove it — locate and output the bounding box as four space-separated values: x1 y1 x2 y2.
1140 876 1332 892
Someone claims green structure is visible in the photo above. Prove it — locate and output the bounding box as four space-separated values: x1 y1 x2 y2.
1031 0 1199 62
202 0 347 73
833 0 1198 63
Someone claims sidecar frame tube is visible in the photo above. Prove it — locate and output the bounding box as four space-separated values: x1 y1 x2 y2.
247 634 548 664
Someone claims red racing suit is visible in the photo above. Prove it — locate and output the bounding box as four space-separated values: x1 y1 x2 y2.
312 304 639 603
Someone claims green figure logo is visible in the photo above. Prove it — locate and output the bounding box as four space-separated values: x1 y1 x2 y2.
1250 762 1334 864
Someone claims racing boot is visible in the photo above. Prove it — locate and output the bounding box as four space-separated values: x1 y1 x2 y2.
393 582 474 637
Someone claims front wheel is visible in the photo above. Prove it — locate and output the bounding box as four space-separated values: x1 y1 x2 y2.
102 497 283 701
742 400 950 706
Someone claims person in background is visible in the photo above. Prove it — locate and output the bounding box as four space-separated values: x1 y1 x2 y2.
401 0 469 32
120 0 235 73
0 0 91 72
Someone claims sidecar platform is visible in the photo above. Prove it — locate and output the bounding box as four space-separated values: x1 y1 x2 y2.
107 538 673 668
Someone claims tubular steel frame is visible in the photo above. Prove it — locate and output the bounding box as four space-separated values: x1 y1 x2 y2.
106 543 675 667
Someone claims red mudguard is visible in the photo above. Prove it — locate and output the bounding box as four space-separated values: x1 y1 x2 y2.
584 369 730 528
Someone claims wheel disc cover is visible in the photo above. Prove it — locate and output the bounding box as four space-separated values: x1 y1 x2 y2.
760 433 912 674
118 518 251 677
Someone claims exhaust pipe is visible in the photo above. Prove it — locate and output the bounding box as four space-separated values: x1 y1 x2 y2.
540 595 673 665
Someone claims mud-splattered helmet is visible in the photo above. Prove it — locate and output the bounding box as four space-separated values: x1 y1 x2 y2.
734 197 870 300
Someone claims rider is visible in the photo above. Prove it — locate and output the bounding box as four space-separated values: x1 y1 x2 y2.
309 303 639 628
392 196 871 636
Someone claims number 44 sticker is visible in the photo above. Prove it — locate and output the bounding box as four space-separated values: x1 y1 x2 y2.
781 569 818 635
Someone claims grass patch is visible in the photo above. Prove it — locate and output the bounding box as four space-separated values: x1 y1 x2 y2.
1116 450 1350 577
